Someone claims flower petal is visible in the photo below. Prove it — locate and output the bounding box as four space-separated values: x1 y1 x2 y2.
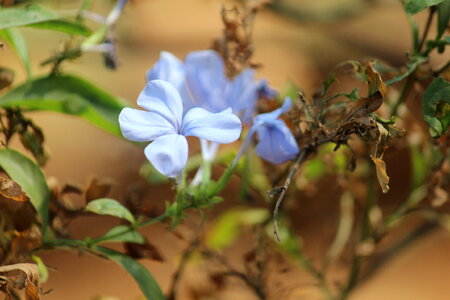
226 69 257 112
184 50 227 112
119 107 176 142
144 134 188 177
254 97 292 125
137 80 183 129
146 52 185 90
182 107 242 143
255 119 299 164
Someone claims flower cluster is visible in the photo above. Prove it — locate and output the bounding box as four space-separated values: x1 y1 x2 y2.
119 80 241 177
119 50 299 177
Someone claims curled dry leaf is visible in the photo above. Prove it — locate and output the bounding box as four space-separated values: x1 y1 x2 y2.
0 171 29 202
85 177 113 202
346 64 386 120
2 226 42 265
0 263 40 300
0 171 35 231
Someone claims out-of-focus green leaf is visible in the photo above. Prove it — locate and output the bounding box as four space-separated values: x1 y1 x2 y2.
281 80 299 100
410 144 427 188
206 207 269 250
304 158 326 180
31 255 49 283
0 148 50 230
266 221 303 260
0 4 91 36
94 246 165 300
437 0 450 38
95 225 145 244
139 162 169 185
0 74 127 137
86 198 135 224
0 28 31 77
422 77 450 137
404 0 445 14
386 56 427 86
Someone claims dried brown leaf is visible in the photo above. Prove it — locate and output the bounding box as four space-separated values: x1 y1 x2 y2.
0 67 14 91
365 63 387 98
25 279 39 300
371 155 390 194
124 240 164 262
432 186 448 207
85 178 112 202
0 171 29 202
0 263 40 300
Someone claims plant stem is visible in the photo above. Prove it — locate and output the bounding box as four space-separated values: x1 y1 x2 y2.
417 7 435 54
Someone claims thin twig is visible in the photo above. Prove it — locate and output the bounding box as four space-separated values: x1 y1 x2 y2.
272 148 308 241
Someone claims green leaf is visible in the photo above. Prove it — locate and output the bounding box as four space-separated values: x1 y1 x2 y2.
304 158 326 180
0 148 50 230
422 77 450 137
404 0 445 14
437 0 450 38
0 74 127 137
94 246 165 300
0 28 31 77
206 207 269 250
386 55 427 86
31 255 49 283
27 20 91 36
0 4 91 36
95 225 145 244
86 199 135 224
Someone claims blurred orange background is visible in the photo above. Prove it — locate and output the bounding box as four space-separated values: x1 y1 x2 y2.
2 0 450 299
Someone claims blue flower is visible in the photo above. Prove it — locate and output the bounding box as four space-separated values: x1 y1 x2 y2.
253 97 299 164
146 50 276 122
234 97 299 165
119 80 242 177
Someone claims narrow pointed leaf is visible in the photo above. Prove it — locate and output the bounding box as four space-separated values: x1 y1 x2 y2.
0 4 91 36
0 28 31 77
0 74 127 137
94 246 165 300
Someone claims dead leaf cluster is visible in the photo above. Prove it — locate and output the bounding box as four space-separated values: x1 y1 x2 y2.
212 1 271 78
48 177 112 238
0 263 41 300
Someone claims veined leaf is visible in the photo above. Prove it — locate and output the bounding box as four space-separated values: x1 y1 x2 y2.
0 28 31 77
94 246 165 300
86 198 135 224
95 225 145 244
0 148 50 230
0 74 127 137
0 4 91 36
404 0 446 14
422 77 450 137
